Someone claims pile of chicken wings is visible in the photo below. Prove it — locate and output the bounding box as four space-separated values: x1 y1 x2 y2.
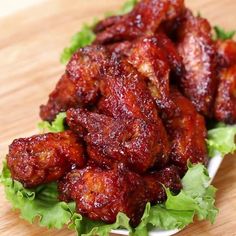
7 0 236 226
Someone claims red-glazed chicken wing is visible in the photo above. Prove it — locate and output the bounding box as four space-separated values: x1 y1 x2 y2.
126 34 183 111
40 45 110 121
214 65 236 124
94 0 184 44
58 164 147 226
58 164 182 226
162 88 208 175
177 10 217 117
66 108 169 173
99 56 161 123
7 131 85 188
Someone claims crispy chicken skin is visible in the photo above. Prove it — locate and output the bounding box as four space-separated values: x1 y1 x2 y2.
58 164 147 226
177 10 217 117
94 0 184 44
58 164 182 226
7 131 85 188
162 88 208 175
40 46 110 121
214 65 236 124
67 108 169 173
216 39 236 68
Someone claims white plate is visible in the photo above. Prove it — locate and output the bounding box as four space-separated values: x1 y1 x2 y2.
112 153 223 236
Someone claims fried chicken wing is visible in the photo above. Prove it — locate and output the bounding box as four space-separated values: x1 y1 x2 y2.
40 46 109 121
58 164 182 226
7 131 85 188
67 108 168 173
162 88 208 175
99 56 161 123
126 34 183 111
58 164 147 226
216 39 236 68
177 10 217 116
94 0 184 44
214 65 236 124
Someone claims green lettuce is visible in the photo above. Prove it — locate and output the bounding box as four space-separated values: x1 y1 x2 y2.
0 161 75 229
60 0 138 64
207 123 236 157
38 112 67 133
134 163 218 236
0 161 218 236
214 26 236 40
60 24 96 64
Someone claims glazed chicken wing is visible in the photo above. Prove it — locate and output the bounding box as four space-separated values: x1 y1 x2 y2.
58 164 147 226
98 56 162 123
162 88 208 175
177 10 217 116
214 65 236 124
94 0 184 44
126 34 183 111
67 108 168 173
40 45 110 121
58 164 182 226
7 131 85 187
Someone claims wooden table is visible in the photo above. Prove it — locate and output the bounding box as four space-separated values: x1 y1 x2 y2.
0 0 236 235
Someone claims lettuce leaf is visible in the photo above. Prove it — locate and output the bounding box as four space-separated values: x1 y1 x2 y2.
0 160 75 229
207 123 236 157
134 163 218 236
60 24 96 64
0 160 133 235
214 26 235 40
60 0 139 64
38 112 67 133
1 161 218 236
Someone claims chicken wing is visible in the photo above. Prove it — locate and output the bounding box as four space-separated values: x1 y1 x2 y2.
58 164 182 226
214 65 236 124
58 164 147 226
7 131 85 188
177 10 217 116
40 45 110 121
126 34 183 111
94 0 184 44
98 56 161 123
67 108 168 173
162 88 208 175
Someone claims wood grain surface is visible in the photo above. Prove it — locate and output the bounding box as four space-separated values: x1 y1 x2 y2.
0 0 236 235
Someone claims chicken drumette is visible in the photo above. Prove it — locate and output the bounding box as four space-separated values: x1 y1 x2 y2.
40 45 110 121
94 0 185 44
176 10 217 117
162 88 208 175
67 108 169 173
58 164 181 226
7 131 85 187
